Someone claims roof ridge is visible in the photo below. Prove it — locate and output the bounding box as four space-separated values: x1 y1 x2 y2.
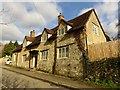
68 8 93 22
47 9 93 31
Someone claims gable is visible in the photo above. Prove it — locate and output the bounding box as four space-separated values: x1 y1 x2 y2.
86 10 107 45
41 30 48 42
58 21 72 33
23 36 35 47
58 21 67 29
23 37 27 48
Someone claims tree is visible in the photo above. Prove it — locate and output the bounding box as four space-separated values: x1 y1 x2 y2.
2 41 16 57
14 40 19 48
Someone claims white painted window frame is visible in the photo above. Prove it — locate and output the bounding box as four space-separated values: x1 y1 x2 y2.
40 50 48 60
57 26 67 36
57 46 69 59
93 23 99 36
22 54 27 63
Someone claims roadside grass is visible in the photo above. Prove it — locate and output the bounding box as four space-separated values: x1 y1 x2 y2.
83 79 120 88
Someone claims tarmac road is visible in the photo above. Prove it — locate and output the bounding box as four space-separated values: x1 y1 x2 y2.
2 67 67 89
0 58 102 89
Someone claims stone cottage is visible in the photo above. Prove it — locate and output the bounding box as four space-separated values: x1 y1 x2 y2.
12 9 109 78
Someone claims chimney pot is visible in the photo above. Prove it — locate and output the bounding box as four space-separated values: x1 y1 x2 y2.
30 30 35 37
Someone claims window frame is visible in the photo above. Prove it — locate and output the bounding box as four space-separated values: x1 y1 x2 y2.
22 54 27 63
93 23 99 36
57 46 69 59
40 50 48 60
14 53 17 61
57 26 67 36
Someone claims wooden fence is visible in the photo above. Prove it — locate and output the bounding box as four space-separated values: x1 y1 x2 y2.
88 40 120 61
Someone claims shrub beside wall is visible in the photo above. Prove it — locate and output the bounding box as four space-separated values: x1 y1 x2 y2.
85 57 120 84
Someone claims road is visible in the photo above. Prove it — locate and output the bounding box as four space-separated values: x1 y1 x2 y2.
0 58 101 89
2 67 68 89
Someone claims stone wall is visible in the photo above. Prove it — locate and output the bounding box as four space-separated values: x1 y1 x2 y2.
85 57 120 83
36 39 55 73
12 48 30 69
55 43 83 78
55 29 85 78
86 11 106 45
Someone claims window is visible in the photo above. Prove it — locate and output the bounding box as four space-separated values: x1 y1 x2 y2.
40 50 48 60
57 46 69 59
22 54 27 62
93 23 99 35
57 26 67 36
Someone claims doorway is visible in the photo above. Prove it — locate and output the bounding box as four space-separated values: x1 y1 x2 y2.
33 55 37 68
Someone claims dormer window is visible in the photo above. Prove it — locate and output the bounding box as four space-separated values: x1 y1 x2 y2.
57 26 67 36
41 33 48 42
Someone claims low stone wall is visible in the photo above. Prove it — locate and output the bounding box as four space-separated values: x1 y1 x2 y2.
85 57 120 83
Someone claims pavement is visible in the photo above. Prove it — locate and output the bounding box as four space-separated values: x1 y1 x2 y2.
1 65 103 89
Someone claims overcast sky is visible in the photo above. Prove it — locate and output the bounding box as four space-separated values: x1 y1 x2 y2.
0 0 118 44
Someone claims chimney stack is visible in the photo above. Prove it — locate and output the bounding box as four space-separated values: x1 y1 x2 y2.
30 30 35 37
58 13 64 25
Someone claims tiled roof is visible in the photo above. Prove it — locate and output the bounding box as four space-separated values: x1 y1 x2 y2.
26 34 41 48
59 19 73 27
50 9 93 34
13 9 109 50
44 28 54 34
25 36 35 42
26 9 93 48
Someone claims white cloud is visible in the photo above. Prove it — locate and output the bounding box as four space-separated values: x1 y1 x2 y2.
95 2 118 38
78 2 118 38
1 2 61 44
1 23 24 41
